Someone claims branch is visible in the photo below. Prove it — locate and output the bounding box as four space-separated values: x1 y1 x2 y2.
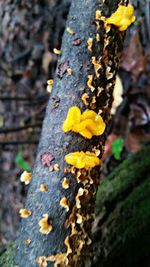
15 0 128 266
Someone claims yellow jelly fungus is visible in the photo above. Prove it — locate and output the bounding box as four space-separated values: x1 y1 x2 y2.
60 197 69 211
62 177 70 189
47 254 66 267
63 106 106 139
87 38 93 52
91 57 101 77
76 213 83 224
95 10 101 20
20 171 32 185
63 106 81 132
76 188 88 208
53 48 61 55
106 4 135 31
53 164 60 171
87 75 95 92
81 93 89 106
65 151 100 169
19 208 31 218
67 68 72 75
36 256 48 267
66 27 75 35
39 214 52 235
96 33 100 42
24 239 31 245
39 184 49 191
64 236 72 256
47 79 53 93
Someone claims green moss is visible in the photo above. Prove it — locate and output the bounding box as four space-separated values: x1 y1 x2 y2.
96 145 150 215
0 243 15 267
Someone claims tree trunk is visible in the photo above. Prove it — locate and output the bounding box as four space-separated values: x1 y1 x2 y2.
13 0 128 266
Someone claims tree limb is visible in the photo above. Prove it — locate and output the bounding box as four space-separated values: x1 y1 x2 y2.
15 0 128 266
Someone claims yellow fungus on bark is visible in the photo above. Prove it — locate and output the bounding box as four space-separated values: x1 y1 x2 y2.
36 256 47 267
81 93 89 106
106 4 135 31
24 239 31 245
67 68 72 75
19 208 31 218
62 177 70 189
64 236 72 256
53 48 61 55
66 27 75 35
60 197 69 211
63 106 81 132
39 184 49 191
62 106 106 139
53 164 60 171
87 38 93 52
47 79 53 93
20 171 32 185
87 75 95 92
65 151 100 169
38 214 52 235
91 56 101 77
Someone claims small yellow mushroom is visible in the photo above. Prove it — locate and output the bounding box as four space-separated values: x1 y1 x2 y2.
62 106 106 139
106 4 135 31
19 208 31 218
53 48 61 55
20 171 32 185
39 214 52 235
87 38 93 52
65 151 100 169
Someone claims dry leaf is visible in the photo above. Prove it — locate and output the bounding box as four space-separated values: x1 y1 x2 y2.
121 31 147 80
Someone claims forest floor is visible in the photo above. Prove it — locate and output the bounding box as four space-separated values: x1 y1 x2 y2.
0 0 149 254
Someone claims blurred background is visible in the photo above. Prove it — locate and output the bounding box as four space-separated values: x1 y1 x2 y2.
0 0 149 257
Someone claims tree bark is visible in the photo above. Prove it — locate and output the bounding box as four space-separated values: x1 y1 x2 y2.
14 0 127 266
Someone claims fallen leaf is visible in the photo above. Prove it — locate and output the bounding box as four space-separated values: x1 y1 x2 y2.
51 95 60 111
121 31 147 80
72 38 82 46
103 133 117 159
125 129 150 153
41 152 54 171
57 61 69 79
